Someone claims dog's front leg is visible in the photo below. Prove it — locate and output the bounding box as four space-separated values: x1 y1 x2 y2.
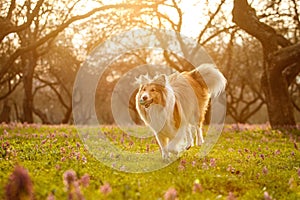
155 133 169 160
195 125 204 146
167 126 187 155
185 125 194 150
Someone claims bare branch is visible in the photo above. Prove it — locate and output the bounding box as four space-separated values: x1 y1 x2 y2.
197 0 225 44
0 0 45 42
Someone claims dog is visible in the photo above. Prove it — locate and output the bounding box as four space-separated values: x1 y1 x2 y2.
135 64 226 160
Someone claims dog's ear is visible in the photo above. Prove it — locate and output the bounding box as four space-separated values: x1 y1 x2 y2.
135 74 150 85
153 74 167 86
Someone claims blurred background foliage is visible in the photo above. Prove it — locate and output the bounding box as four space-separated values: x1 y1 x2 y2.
0 0 299 127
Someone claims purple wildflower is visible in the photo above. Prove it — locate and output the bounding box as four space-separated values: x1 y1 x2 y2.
178 159 186 171
47 192 55 200
260 154 265 160
192 160 197 167
202 162 209 170
210 158 216 167
227 165 235 173
76 152 81 160
82 156 87 164
100 183 112 195
73 181 85 200
63 170 77 189
227 192 236 200
129 140 134 147
262 166 268 175
5 166 33 200
41 139 47 145
60 147 66 154
180 159 187 166
55 165 60 171
264 191 272 200
63 170 85 200
80 174 90 188
192 179 203 193
274 149 280 155
164 187 177 200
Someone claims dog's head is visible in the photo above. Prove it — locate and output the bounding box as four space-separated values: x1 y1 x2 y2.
136 74 167 108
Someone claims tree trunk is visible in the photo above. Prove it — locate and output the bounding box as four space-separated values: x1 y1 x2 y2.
261 66 295 127
0 100 11 123
232 0 299 129
22 51 36 123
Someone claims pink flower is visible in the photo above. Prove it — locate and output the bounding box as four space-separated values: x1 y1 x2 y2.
262 166 268 175
264 191 272 200
63 170 77 189
80 174 90 188
47 192 55 200
227 192 236 200
73 181 84 200
274 149 280 155
227 165 235 173
178 164 185 171
192 179 203 193
82 156 87 164
164 187 177 200
100 183 112 195
210 158 216 167
191 160 197 167
41 139 47 145
5 166 33 200
297 168 300 178
178 159 187 171
202 162 209 170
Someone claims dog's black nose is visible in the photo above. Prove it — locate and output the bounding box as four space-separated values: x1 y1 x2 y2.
142 96 148 101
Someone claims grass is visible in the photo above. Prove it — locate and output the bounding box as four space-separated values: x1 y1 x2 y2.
0 123 300 199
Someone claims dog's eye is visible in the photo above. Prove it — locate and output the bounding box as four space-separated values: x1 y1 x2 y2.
151 88 156 92
142 88 146 91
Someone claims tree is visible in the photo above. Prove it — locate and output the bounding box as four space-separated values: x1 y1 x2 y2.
0 0 161 123
232 0 300 128
222 31 265 123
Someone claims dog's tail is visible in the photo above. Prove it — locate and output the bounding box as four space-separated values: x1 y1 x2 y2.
191 64 227 97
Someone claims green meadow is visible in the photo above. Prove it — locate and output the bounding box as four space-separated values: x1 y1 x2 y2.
0 123 300 199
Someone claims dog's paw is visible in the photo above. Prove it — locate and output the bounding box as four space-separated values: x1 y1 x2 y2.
162 153 171 162
167 146 179 155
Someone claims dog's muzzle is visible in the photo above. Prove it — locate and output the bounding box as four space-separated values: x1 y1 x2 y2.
139 99 153 108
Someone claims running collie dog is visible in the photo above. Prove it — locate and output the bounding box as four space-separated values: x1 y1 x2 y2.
135 64 226 160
